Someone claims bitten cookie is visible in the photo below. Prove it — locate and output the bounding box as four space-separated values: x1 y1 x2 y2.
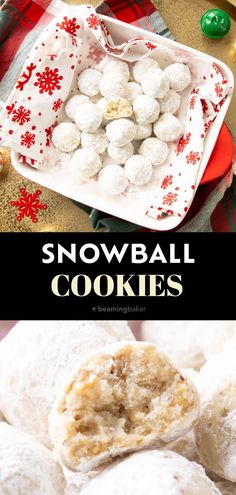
0 422 65 494
78 450 221 495
0 321 134 448
49 341 200 472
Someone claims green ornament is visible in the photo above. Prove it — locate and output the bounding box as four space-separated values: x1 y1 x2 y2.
200 9 231 39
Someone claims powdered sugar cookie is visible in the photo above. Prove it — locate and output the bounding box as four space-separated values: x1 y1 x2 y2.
99 165 128 195
51 123 81 153
133 57 160 83
164 63 191 92
104 98 133 120
141 68 169 98
126 82 143 103
108 142 134 165
133 95 160 125
106 119 136 146
139 137 169 166
99 73 127 99
153 113 183 141
159 90 181 114
78 69 102 97
70 148 102 180
124 155 153 185
103 59 130 82
75 103 103 132
134 124 152 141
65 95 90 121
81 129 108 154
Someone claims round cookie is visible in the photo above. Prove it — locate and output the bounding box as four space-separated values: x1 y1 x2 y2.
106 119 136 147
75 103 103 132
103 59 130 82
134 124 152 141
133 57 160 83
81 129 108 154
159 90 181 114
124 155 153 185
133 95 160 125
70 149 102 180
65 95 90 121
49 341 200 471
0 321 134 448
99 165 128 195
0 422 65 494
164 63 191 92
141 68 169 99
78 69 102 97
51 123 81 152
153 113 183 142
139 137 169 167
108 142 134 165
99 73 127 99
126 82 143 103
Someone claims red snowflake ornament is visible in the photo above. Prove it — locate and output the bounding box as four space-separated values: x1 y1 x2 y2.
163 192 178 206
12 105 31 126
56 16 80 36
20 131 35 148
176 132 191 156
52 99 63 112
186 151 201 165
161 175 173 189
34 67 63 96
87 14 99 30
10 188 47 223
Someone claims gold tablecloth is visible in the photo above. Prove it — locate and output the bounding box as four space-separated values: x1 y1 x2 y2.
0 0 235 232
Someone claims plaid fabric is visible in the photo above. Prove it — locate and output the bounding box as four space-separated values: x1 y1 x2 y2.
0 0 235 232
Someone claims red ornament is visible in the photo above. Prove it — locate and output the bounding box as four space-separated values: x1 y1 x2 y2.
34 67 63 96
10 188 47 223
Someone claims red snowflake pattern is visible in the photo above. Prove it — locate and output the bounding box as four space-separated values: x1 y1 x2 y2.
56 16 80 36
191 88 199 95
12 105 31 126
176 132 191 155
16 63 36 91
145 42 157 50
186 151 201 165
52 99 63 112
100 20 110 37
201 99 208 114
215 82 223 98
104 43 123 55
6 103 15 115
212 63 220 75
45 124 55 147
163 192 178 206
204 118 215 133
161 175 173 189
88 45 104 64
189 95 196 109
10 188 47 223
34 67 63 96
87 14 99 30
20 131 35 148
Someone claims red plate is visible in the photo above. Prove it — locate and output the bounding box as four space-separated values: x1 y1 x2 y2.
200 123 233 185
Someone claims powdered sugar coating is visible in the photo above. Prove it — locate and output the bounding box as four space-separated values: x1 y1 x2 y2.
125 155 153 185
164 63 191 92
99 165 129 195
78 69 102 97
139 137 169 166
159 90 181 114
126 82 143 103
51 123 81 152
133 95 160 125
96 97 109 125
75 103 103 132
106 119 136 146
141 68 169 98
154 113 183 141
78 450 220 495
0 423 65 494
81 129 108 154
65 95 90 121
99 73 127 99
133 57 160 83
108 142 134 164
103 59 130 82
0 321 133 448
134 124 152 141
70 148 102 179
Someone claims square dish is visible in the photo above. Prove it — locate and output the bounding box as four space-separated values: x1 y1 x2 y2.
10 13 234 231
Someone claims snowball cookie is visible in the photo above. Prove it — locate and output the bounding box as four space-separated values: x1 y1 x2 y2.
133 95 160 125
164 431 199 463
70 148 101 180
106 119 136 147
96 97 109 125
164 62 191 91
154 113 183 142
195 351 236 481
78 450 221 495
140 321 236 370
159 90 181 114
141 68 169 99
51 123 81 152
49 341 200 471
75 103 103 132
216 481 236 495
78 68 102 97
139 137 169 167
81 129 108 154
133 57 160 83
99 73 127 99
65 95 90 121
103 59 130 82
108 142 134 165
124 155 153 186
0 422 65 495
126 82 143 103
0 321 134 448
135 124 152 141
104 98 133 120
99 165 128 195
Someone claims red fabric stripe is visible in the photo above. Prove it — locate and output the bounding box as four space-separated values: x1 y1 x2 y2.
100 0 156 23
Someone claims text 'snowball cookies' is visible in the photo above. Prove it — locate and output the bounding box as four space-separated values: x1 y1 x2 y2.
164 63 192 92
159 90 181 114
195 351 236 482
133 95 160 125
99 165 128 195
51 123 81 153
70 149 102 180
108 142 134 165
106 119 136 147
0 321 134 448
75 103 103 133
99 73 127 99
141 68 169 98
78 450 221 495
124 155 153 186
133 57 160 83
0 423 65 495
65 95 90 121
78 69 102 97
139 137 169 167
49 341 200 472
154 113 183 142
81 129 108 155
